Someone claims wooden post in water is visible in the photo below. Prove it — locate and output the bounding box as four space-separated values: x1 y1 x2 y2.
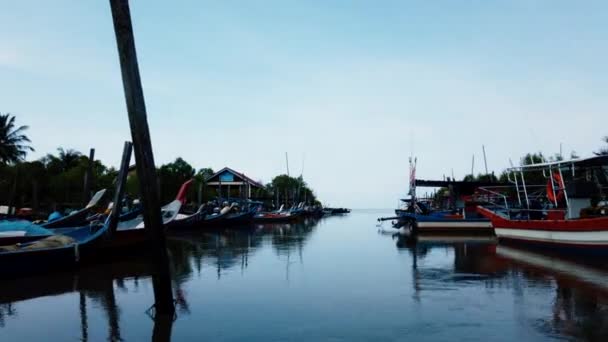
108 142 132 235
32 180 39 211
109 0 174 315
83 148 95 205
8 170 18 215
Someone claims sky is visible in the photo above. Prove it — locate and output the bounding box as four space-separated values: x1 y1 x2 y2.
1 1 607 208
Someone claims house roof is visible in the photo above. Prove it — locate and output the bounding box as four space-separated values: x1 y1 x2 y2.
205 167 264 188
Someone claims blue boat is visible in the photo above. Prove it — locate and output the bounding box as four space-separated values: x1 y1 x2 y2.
0 218 111 278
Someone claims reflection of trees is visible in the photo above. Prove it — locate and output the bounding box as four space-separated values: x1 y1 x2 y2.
167 227 263 282
0 303 16 328
166 218 320 283
269 218 318 257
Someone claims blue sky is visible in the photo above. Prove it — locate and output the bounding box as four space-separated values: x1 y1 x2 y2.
1 1 607 208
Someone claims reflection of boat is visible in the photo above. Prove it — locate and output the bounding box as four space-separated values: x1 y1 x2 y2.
478 156 608 254
40 189 107 229
496 245 608 293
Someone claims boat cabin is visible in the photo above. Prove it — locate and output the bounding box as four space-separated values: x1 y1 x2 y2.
478 155 608 220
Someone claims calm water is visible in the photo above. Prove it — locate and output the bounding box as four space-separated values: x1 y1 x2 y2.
2 210 608 341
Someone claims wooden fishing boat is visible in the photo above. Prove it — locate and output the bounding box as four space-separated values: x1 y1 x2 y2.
391 158 494 234
0 218 111 278
166 206 206 230
477 155 608 255
117 180 192 231
224 208 257 226
253 211 301 223
398 212 492 233
41 189 107 229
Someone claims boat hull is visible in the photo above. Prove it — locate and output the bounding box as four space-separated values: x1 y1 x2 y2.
399 213 493 233
478 206 608 254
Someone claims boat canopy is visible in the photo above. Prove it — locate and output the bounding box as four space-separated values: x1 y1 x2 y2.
508 155 608 172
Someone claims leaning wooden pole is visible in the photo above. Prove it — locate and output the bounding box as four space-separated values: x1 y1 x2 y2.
108 142 132 235
83 148 95 205
109 0 174 315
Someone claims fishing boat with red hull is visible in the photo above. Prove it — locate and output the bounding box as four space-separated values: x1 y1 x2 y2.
477 155 608 254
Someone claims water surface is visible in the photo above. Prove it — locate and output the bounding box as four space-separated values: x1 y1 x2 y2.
2 210 608 341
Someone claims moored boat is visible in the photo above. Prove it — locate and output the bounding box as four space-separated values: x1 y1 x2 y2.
392 157 494 234
477 155 608 254
0 218 111 278
40 189 107 229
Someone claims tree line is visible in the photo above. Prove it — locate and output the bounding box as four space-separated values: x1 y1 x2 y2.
0 113 319 214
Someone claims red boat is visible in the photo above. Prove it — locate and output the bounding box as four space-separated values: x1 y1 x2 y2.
477 155 608 254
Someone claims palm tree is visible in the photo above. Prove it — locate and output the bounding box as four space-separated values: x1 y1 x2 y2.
0 113 34 165
42 147 82 172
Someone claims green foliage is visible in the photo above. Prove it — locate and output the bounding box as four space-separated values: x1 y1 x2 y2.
157 158 196 203
0 148 115 211
266 174 318 205
462 173 498 182
0 113 34 165
595 136 608 156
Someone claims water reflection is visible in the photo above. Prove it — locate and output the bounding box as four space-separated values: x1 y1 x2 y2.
5 213 608 341
167 217 320 282
389 231 608 341
495 245 608 340
0 218 321 341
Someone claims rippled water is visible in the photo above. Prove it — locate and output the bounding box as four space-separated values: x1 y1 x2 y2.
2 210 608 341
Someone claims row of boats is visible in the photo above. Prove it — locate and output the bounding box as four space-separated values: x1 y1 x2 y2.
381 155 608 255
0 178 349 278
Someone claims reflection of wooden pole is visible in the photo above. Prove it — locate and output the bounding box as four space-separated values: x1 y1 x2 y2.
79 292 88 342
83 148 95 205
109 0 174 315
104 283 122 342
152 312 174 342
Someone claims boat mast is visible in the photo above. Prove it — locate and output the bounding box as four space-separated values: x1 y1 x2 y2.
471 154 475 177
557 164 570 213
509 159 522 207
482 145 488 175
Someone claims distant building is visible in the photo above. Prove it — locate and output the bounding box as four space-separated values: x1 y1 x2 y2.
205 167 265 200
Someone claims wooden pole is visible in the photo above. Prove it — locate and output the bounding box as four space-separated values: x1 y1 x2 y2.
83 148 95 205
109 0 174 315
8 170 18 215
285 152 290 176
108 141 132 235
